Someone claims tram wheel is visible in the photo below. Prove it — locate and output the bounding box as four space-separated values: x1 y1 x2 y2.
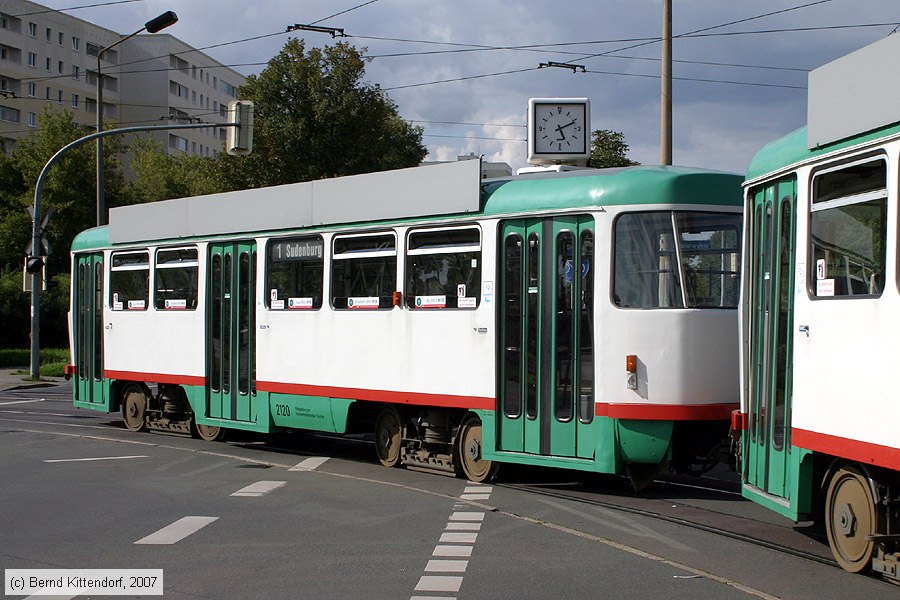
121 384 147 432
192 422 225 442
374 406 402 468
454 415 498 483
825 465 877 573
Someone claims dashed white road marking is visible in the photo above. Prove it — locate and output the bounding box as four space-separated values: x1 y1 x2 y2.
43 455 148 463
433 544 473 557
410 597 456 600
445 521 481 531
289 456 330 471
439 532 478 543
0 399 45 406
414 576 464 593
449 511 484 521
135 516 218 545
231 480 287 497
425 559 468 573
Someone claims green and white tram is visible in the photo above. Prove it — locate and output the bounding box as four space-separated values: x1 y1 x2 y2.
737 33 900 578
68 158 742 485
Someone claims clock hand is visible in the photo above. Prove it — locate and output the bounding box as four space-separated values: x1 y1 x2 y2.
555 125 567 141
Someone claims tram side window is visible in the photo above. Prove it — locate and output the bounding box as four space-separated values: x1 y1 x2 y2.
110 250 149 310
809 159 887 298
406 227 481 309
614 211 741 309
332 233 397 310
155 248 198 310
266 236 324 310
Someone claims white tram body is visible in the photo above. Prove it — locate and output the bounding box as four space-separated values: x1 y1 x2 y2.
70 160 743 483
738 32 900 577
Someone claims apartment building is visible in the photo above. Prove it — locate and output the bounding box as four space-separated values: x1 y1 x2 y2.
0 0 245 158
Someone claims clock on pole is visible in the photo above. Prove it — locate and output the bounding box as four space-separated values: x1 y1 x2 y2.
527 97 591 166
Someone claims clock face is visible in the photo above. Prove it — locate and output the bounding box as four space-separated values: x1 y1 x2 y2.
533 103 587 155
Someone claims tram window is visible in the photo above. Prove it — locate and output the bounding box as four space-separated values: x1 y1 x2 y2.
613 211 741 309
809 159 886 298
406 227 481 309
154 247 198 310
332 233 397 309
554 231 575 422
578 230 594 424
110 250 149 310
266 236 323 310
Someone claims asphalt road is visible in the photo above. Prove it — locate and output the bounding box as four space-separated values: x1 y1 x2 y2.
0 382 893 600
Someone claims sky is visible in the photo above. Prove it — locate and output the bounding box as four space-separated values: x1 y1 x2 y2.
36 0 900 174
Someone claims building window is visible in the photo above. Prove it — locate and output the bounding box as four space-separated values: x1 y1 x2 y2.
71 94 78 107
72 65 79 80
169 81 188 99
219 80 237 97
44 87 50 100
27 52 36 67
28 22 36 37
168 134 188 152
27 82 35 97
57 60 63 74
86 42 100 57
27 111 36 127
45 56 51 71
0 106 20 123
45 27 51 42
191 90 196 104
57 89 63 104
58 31 63 45
72 36 80 51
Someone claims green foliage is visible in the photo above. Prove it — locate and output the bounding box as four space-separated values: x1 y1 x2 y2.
129 138 228 202
217 38 427 189
0 269 69 348
7 108 127 274
589 129 640 168
0 347 68 368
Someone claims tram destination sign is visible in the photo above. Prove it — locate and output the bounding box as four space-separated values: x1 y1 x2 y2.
271 239 323 261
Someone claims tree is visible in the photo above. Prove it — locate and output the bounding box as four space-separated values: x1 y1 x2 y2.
589 129 640 168
217 38 427 189
129 138 227 203
8 108 127 274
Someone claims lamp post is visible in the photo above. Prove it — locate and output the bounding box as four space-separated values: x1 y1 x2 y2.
95 10 177 226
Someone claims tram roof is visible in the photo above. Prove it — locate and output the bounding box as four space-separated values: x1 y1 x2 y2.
72 164 741 252
746 121 900 183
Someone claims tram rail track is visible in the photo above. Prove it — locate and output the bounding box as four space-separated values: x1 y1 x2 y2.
499 478 838 568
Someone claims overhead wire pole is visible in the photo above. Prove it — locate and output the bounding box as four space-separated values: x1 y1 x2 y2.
661 0 672 165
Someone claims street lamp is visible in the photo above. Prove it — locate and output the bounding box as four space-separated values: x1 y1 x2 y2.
95 10 178 226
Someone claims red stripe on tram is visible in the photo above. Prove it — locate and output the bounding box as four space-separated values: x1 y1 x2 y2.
104 370 206 387
793 428 900 472
595 402 737 420
257 380 495 411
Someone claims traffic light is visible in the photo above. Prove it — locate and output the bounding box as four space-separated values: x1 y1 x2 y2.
25 255 43 273
226 100 254 156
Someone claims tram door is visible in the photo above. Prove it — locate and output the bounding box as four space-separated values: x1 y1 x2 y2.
745 178 796 499
207 242 257 423
498 217 595 459
73 253 106 407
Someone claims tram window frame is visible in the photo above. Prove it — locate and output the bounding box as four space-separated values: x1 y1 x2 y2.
154 247 198 311
331 232 397 310
265 235 324 311
612 211 741 309
808 156 887 299
405 226 481 310
109 250 149 311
